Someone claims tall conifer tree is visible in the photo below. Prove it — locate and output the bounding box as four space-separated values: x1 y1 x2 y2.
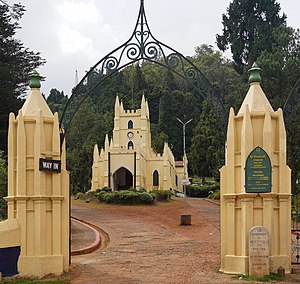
216 0 286 73
0 1 45 153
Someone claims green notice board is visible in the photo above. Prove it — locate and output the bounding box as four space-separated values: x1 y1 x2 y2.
245 146 272 193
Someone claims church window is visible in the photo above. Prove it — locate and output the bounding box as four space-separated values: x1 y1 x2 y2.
128 120 133 129
128 141 134 149
153 170 159 186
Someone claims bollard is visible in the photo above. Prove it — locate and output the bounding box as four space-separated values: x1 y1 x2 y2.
277 266 285 277
180 214 191 225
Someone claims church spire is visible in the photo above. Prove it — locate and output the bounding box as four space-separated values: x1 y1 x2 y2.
104 134 110 151
146 99 150 119
115 95 120 118
141 93 146 118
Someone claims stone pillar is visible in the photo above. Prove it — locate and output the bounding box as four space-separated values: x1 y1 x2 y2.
5 71 69 277
220 63 291 275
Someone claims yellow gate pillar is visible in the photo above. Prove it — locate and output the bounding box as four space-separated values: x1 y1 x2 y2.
5 71 69 277
220 63 291 274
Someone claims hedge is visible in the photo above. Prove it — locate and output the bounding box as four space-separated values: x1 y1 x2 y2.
149 190 172 201
186 183 220 198
74 192 85 200
208 189 220 200
97 190 154 205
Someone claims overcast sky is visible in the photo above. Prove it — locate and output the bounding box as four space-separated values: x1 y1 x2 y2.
11 0 300 97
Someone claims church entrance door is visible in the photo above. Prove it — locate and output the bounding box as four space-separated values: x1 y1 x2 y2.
113 167 133 190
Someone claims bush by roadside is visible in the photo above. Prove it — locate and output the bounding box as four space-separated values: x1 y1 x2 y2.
97 190 155 205
186 183 219 198
74 192 85 200
208 189 220 200
149 190 172 201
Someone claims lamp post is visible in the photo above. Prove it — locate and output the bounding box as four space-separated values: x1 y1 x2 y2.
177 117 193 225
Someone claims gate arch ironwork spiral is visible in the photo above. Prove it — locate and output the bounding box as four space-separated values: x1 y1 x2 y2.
59 0 226 147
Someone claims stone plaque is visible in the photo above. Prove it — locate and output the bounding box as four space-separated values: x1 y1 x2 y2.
245 146 271 193
249 226 269 276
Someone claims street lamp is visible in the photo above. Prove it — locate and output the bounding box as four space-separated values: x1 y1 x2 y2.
177 117 193 224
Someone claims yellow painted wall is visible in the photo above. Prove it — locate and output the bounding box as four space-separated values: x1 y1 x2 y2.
220 65 291 274
2 72 69 278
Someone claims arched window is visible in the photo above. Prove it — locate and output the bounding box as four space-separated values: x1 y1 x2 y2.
153 170 159 186
128 120 133 129
128 141 134 149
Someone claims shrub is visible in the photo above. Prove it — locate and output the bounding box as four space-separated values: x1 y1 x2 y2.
98 186 111 193
85 190 96 198
96 190 106 201
208 189 220 200
118 190 139 204
186 183 220 198
128 187 137 192
97 190 154 205
139 192 154 204
101 191 120 204
74 192 85 200
138 187 147 193
149 190 172 201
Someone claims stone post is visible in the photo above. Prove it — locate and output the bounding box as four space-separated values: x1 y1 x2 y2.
5 71 69 277
220 63 291 275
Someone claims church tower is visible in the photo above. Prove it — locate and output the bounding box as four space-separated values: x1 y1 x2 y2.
91 95 184 192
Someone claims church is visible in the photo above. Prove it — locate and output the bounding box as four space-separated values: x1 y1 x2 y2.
91 95 186 192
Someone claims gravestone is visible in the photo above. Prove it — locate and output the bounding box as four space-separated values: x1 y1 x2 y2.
249 226 269 276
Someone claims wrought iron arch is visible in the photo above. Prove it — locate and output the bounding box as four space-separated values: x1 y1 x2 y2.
59 0 226 147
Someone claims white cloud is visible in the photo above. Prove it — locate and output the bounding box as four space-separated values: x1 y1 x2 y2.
58 0 100 23
58 24 92 54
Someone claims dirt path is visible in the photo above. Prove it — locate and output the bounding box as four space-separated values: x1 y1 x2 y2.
69 198 299 284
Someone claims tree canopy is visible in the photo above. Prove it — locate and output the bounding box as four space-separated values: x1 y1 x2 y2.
1 1 299 197
0 1 45 153
216 0 287 73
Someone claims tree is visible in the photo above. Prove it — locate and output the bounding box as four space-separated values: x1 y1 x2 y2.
256 26 300 192
67 97 96 193
257 26 300 108
0 2 45 153
216 0 286 73
191 44 247 110
188 101 224 178
158 90 198 159
47 88 68 116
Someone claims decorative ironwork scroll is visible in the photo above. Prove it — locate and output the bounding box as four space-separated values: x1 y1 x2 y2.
59 0 226 147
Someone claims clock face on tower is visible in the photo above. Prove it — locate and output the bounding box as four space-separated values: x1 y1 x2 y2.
127 132 134 139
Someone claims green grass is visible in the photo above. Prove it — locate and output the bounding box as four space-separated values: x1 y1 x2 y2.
233 273 284 282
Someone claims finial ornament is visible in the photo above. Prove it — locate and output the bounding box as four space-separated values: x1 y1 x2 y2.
248 62 261 84
29 70 42 89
